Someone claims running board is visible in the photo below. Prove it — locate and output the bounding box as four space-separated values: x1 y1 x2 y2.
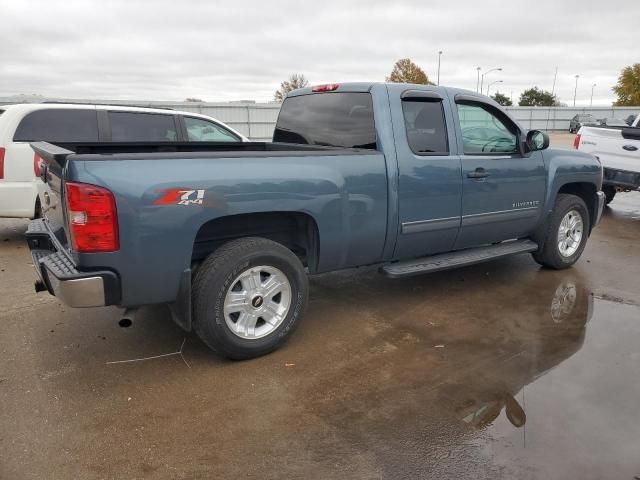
381 239 538 278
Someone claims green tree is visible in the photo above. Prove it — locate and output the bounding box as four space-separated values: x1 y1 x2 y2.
491 91 512 106
613 64 640 106
518 87 559 106
274 73 309 102
386 58 433 85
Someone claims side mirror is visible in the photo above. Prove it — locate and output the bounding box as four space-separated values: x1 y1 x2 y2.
526 130 549 151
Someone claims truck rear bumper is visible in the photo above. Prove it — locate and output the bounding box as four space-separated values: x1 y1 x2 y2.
26 219 120 308
603 167 640 190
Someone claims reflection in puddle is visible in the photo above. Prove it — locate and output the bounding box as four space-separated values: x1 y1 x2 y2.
301 268 639 479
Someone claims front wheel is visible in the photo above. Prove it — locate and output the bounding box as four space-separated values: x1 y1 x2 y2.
192 237 309 360
533 194 590 269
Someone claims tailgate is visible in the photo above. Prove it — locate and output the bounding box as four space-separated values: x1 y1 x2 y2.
31 142 73 248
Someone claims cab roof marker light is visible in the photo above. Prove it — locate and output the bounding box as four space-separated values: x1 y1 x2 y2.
311 84 339 93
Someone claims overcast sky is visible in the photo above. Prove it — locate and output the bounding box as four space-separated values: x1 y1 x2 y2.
0 0 637 105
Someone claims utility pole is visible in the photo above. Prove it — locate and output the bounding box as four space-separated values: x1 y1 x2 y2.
573 74 580 107
437 51 442 86
476 67 481 92
590 83 596 107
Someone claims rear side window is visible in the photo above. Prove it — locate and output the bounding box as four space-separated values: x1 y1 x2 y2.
274 92 376 149
184 116 240 142
109 112 178 141
13 109 99 142
402 99 448 155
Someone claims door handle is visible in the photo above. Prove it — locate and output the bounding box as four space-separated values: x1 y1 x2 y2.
622 145 638 151
467 168 490 179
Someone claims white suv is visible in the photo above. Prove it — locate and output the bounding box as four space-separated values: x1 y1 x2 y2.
0 103 247 218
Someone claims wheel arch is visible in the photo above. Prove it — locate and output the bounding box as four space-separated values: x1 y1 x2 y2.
555 182 598 232
191 211 320 273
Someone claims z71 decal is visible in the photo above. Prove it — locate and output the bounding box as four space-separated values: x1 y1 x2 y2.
154 189 205 206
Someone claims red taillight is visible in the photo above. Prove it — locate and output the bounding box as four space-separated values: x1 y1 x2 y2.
33 154 42 177
311 83 339 92
573 134 581 149
64 181 119 253
0 147 5 179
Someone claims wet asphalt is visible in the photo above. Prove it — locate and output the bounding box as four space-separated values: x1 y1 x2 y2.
1 134 639 479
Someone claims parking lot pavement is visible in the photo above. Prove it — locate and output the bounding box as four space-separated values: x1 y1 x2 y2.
1 189 639 479
548 132 575 149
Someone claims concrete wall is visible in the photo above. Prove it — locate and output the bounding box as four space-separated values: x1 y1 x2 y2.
1 97 638 140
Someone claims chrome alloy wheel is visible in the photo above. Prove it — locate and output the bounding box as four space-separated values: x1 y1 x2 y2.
223 265 292 339
557 209 584 257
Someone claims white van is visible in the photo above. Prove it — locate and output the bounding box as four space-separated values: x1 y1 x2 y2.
0 103 247 218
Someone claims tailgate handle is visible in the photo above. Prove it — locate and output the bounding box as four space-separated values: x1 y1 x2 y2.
622 144 638 151
467 168 490 179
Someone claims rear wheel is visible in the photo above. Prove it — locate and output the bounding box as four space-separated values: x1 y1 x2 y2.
533 194 590 269
602 185 616 205
192 237 309 360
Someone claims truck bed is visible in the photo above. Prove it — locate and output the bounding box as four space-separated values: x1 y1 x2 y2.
33 141 374 167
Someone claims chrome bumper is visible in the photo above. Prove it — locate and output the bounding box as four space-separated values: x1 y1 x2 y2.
26 219 120 308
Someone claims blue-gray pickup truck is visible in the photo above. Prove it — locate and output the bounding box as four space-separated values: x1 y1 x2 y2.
27 82 605 359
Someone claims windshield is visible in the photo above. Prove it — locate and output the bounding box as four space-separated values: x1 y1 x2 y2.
274 92 377 149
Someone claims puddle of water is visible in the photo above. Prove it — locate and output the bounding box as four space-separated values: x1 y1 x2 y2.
476 298 640 480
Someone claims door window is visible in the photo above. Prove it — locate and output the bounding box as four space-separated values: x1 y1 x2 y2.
184 117 240 142
108 112 178 141
402 99 448 155
457 103 518 154
13 109 99 142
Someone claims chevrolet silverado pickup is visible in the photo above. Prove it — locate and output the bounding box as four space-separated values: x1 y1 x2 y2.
575 114 640 204
26 83 605 359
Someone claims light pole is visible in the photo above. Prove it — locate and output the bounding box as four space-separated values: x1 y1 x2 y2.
486 80 503 97
476 67 481 92
590 83 596 107
437 51 443 86
480 67 502 96
573 74 580 107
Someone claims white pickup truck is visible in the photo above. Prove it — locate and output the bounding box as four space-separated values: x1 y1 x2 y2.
575 115 640 204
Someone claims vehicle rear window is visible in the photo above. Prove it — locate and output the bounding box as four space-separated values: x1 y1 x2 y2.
109 112 178 141
13 109 99 142
273 92 376 149
402 99 448 155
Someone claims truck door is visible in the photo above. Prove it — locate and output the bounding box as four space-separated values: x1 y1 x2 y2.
452 95 546 249
391 88 463 260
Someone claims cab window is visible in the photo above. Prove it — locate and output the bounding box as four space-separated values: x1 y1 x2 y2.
184 117 240 142
456 102 518 154
402 98 448 155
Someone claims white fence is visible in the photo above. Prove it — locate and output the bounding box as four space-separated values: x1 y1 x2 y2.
1 97 637 140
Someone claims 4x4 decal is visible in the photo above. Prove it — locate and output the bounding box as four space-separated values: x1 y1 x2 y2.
154 189 205 206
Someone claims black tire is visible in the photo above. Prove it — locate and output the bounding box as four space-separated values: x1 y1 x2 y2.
192 237 309 360
602 185 616 205
533 194 590 270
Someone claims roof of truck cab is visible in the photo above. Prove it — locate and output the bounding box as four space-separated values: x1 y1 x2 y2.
286 82 506 112
287 82 491 101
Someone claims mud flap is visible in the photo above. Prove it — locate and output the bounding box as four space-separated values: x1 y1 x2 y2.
168 269 192 331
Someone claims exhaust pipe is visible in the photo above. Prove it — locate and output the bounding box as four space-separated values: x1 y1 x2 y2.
119 308 138 328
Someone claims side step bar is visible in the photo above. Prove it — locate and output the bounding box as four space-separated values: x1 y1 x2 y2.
381 239 538 278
